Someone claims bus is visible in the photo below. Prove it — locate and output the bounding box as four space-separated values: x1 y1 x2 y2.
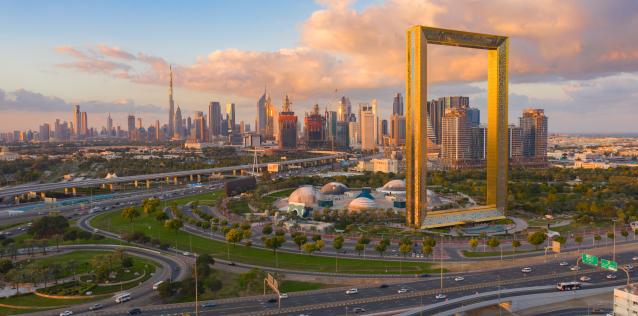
114 292 131 303
556 282 581 291
152 280 165 291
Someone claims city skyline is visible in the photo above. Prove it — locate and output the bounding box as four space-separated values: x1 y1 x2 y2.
1 0 638 133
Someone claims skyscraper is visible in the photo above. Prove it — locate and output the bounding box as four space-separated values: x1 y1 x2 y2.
106 113 113 137
38 123 50 142
520 108 548 160
257 88 268 137
73 104 81 137
466 107 481 127
441 108 471 167
392 93 404 116
80 112 88 137
360 105 376 151
191 111 207 142
174 106 183 139
168 65 175 138
371 99 380 145
427 99 445 144
390 114 406 146
304 104 325 148
278 94 297 149
209 101 222 138
155 120 161 141
226 103 236 134
127 115 136 140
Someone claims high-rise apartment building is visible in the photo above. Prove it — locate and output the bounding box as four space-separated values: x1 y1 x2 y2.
136 118 143 129
360 105 376 151
466 107 480 127
278 94 297 149
441 108 471 167
38 123 50 142
174 106 183 139
80 112 88 137
470 126 487 160
73 104 80 137
325 110 337 146
190 111 207 142
427 99 445 144
390 114 406 146
519 108 548 160
209 101 222 138
508 125 523 158
393 93 404 116
106 113 113 137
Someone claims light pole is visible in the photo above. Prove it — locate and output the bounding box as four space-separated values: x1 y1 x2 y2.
612 218 617 262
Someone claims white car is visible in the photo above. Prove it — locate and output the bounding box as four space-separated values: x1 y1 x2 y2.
397 288 408 294
607 274 617 279
279 293 288 299
559 261 569 266
570 266 581 271
454 276 465 281
624 264 634 270
632 257 638 261
346 288 359 295
521 267 533 273
182 251 191 256
580 276 591 282
60 311 73 316
435 293 447 300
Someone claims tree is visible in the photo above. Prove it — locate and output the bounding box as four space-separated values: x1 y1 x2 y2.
358 235 371 257
487 237 500 251
0 259 13 274
469 238 479 252
333 235 344 272
142 198 160 214
511 240 521 256
121 207 140 230
422 244 433 261
262 225 273 235
423 236 436 248
312 234 322 242
354 243 365 256
28 216 69 239
621 229 629 240
302 242 317 255
554 236 567 245
574 235 584 249
225 229 243 247
399 243 412 274
315 239 325 252
607 231 615 241
264 235 285 267
375 242 388 257
164 219 183 232
528 231 547 250
293 234 308 251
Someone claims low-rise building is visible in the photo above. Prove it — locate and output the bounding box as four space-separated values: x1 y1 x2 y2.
614 283 638 316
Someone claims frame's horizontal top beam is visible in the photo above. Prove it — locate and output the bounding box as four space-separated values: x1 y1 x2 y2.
412 25 507 50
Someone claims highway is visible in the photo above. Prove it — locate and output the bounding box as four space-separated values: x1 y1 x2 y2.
0 153 346 199
68 248 638 316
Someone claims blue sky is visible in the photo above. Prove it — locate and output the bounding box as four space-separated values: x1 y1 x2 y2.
1 0 637 133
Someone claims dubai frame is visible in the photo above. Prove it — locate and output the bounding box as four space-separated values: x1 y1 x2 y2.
405 26 509 227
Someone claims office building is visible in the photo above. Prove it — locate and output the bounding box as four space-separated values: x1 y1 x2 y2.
393 93 404 116
106 113 113 137
38 124 50 142
466 107 480 127
127 115 136 140
190 111 207 142
470 126 487 160
73 104 81 137
360 104 376 151
325 110 337 146
335 121 349 149
427 99 445 144
226 103 236 134
390 114 406 146
174 106 183 139
508 125 523 158
278 94 297 149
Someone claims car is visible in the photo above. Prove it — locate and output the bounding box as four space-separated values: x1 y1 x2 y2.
418 273 430 278
379 284 389 288
625 264 634 270
397 288 408 294
606 274 617 279
521 267 533 273
435 293 447 299
266 298 277 303
60 311 73 316
93 228 99 233
454 276 465 281
580 276 591 282
346 288 359 295
352 307 366 313
560 261 569 266
228 262 236 266
89 304 103 311
201 301 217 308
279 293 288 299
570 266 581 271
632 257 638 261
128 308 142 315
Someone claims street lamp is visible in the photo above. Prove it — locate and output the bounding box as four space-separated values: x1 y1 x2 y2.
612 218 617 262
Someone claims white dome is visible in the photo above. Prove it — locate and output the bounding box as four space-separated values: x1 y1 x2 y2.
378 179 406 193
320 182 348 195
348 197 377 212
288 186 318 205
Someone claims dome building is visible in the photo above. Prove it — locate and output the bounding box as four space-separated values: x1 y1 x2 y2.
288 186 319 205
348 196 378 212
377 179 406 194
320 182 348 195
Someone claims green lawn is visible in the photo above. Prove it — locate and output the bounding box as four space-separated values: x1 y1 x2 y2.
279 280 325 292
462 248 542 258
267 188 296 198
227 199 251 214
17 250 106 279
0 292 89 314
92 210 442 274
166 191 223 206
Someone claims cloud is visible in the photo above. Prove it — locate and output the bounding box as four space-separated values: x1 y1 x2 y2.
52 0 638 102
0 88 163 114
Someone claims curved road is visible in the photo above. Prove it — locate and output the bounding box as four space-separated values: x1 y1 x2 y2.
22 244 189 316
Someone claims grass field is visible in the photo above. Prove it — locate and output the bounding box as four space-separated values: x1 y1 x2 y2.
91 210 443 274
279 280 325 293
166 191 223 206
0 292 88 315
462 248 542 258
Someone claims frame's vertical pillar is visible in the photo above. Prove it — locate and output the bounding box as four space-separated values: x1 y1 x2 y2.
487 39 509 212
405 26 428 227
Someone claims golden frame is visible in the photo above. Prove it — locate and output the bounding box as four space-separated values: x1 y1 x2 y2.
405 26 509 227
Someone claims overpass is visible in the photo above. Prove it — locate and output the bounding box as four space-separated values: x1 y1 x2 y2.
0 152 348 200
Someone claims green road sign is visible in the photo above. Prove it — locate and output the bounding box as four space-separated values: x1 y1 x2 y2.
601 259 618 272
582 253 598 266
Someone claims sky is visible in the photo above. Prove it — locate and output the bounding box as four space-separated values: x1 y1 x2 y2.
1 0 638 133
